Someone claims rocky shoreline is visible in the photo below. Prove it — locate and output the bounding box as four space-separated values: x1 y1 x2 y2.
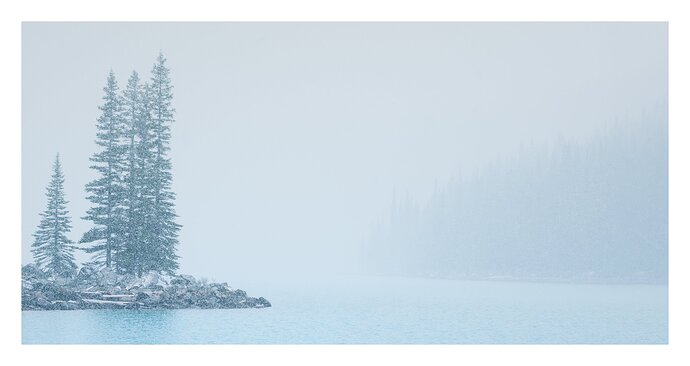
21 264 271 311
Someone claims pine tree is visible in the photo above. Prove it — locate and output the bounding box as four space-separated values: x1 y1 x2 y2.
32 154 77 277
132 82 158 276
118 70 149 276
81 71 127 269
147 53 181 274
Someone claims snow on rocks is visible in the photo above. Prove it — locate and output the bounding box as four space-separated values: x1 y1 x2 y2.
21 264 271 310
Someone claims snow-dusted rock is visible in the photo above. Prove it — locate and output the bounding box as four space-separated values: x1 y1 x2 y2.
126 271 159 289
76 263 100 281
99 267 119 287
21 264 271 310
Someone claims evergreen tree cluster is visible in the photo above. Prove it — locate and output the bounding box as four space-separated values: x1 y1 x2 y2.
31 53 181 277
365 112 668 283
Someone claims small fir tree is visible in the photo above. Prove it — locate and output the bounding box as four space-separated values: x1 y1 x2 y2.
32 154 77 277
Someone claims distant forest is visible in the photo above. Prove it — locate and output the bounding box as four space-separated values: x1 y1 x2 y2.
364 112 668 284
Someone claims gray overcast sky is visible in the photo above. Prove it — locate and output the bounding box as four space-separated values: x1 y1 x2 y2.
22 22 667 282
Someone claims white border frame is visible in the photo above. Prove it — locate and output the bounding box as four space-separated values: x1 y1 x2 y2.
2 1 686 365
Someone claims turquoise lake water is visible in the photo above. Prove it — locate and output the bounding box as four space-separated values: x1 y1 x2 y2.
22 275 668 344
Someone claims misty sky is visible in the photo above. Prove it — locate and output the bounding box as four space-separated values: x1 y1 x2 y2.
22 22 667 282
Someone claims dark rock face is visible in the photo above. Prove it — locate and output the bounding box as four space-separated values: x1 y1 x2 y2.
21 264 271 311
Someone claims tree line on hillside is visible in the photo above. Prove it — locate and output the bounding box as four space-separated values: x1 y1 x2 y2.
364 112 668 283
30 53 181 277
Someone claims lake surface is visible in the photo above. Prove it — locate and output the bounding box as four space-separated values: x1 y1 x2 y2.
22 275 667 344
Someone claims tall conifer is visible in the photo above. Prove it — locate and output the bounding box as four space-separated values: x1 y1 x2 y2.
81 71 127 269
147 53 181 274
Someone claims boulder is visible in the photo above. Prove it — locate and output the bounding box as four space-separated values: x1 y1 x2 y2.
76 263 100 282
170 274 196 286
99 268 119 287
257 297 271 307
22 279 33 291
131 272 158 289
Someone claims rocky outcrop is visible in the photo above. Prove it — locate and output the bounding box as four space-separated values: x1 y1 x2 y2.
21 264 271 311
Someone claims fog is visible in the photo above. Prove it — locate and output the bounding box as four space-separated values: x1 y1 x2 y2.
22 22 667 284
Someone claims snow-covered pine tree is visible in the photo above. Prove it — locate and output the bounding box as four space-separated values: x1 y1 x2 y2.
147 53 181 274
119 70 151 276
133 82 159 276
81 71 128 269
32 154 77 277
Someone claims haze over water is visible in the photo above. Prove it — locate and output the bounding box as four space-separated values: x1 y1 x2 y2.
22 23 667 282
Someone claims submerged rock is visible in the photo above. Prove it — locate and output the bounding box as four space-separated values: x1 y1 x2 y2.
21 264 271 311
